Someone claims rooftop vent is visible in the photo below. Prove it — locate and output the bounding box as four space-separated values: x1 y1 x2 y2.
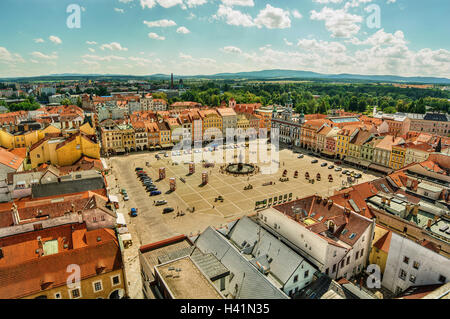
96 236 101 242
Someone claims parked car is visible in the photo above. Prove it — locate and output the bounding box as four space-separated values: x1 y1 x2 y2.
155 200 167 206
354 173 362 179
163 207 174 214
121 189 127 195
129 208 138 217
150 190 162 196
297 154 304 158
321 163 328 167
311 159 318 164
135 167 143 172
335 167 342 172
342 170 349 175
123 194 129 201
328 165 335 169
346 171 352 176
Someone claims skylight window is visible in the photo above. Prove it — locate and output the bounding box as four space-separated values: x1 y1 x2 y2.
318 216 324 221
342 229 348 235
349 233 357 239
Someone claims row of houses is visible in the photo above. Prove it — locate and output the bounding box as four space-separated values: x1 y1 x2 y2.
272 104 449 174
99 107 266 154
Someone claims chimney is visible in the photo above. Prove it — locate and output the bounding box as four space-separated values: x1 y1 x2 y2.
11 203 20 225
387 198 391 206
427 219 432 229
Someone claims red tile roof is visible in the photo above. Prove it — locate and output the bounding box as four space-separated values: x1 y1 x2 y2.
0 223 121 299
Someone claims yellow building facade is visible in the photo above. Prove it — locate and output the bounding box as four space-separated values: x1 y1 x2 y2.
389 145 406 170
29 134 100 168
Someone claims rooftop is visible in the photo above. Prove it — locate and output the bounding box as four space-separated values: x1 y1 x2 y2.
155 256 223 299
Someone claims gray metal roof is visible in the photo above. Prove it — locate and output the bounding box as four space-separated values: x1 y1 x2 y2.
31 177 105 198
227 216 310 285
190 248 230 281
195 226 288 299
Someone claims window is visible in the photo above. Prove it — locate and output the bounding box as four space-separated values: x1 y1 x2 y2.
325 268 329 275
413 261 420 270
346 256 350 265
93 281 103 292
403 256 409 265
112 275 120 286
305 270 309 278
438 275 446 283
70 288 81 299
409 275 416 284
356 251 359 259
399 269 407 281
360 249 364 257
54 292 62 299
332 264 336 273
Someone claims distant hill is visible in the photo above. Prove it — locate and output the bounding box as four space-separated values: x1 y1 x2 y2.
2 69 450 84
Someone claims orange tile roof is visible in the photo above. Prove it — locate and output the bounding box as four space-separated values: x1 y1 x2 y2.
0 223 121 299
373 230 392 252
0 147 25 170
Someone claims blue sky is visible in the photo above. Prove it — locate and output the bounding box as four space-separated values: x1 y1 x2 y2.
0 0 449 78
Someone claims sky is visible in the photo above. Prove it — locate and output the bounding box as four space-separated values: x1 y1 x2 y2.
0 0 449 78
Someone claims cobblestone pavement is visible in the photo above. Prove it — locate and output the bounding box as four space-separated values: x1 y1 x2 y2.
107 144 382 299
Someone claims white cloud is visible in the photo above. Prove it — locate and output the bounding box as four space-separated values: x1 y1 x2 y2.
143 19 177 27
119 0 133 3
186 0 208 8
176 26 191 34
0 47 25 64
100 42 128 51
221 0 254 6
310 7 362 38
348 29 407 47
82 54 126 62
31 51 58 60
49 35 62 44
283 38 293 46
297 38 347 53
215 4 292 29
215 5 255 27
344 0 373 10
140 0 156 8
221 46 243 54
148 32 166 40
254 4 291 29
86 41 97 45
114 8 125 13
313 0 343 3
292 10 302 19
88 48 96 53
34 38 45 43
157 0 183 8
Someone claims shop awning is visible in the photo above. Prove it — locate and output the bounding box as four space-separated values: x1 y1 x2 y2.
108 195 119 203
345 157 371 167
368 163 393 174
120 233 132 241
116 212 126 226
